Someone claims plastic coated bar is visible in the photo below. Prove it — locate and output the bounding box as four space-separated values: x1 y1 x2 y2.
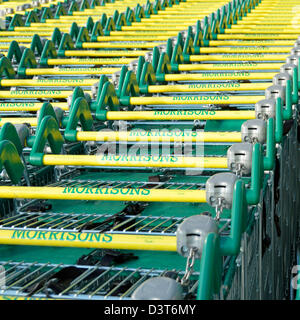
41 154 229 169
63 50 147 57
76 130 243 143
178 63 283 72
199 47 293 54
0 186 207 203
0 118 43 126
163 72 277 81
46 58 135 65
81 43 164 49
104 111 256 121
189 54 289 62
128 96 263 105
0 79 98 87
0 102 68 111
147 83 271 93
0 90 73 99
0 230 177 251
216 34 299 40
25 68 120 76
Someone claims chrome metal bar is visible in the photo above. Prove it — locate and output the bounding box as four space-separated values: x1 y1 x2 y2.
4 263 49 291
122 215 151 232
17 264 62 293
26 213 65 228
105 268 141 298
110 215 142 231
162 218 185 233
0 213 28 225
74 266 114 297
149 216 175 233
2 262 36 285
136 216 162 232
120 268 155 299
59 263 102 296
62 214 98 230
89 267 127 297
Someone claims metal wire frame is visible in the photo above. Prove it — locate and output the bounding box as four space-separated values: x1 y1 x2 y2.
31 177 207 192
273 111 300 299
0 211 183 235
0 209 231 235
0 173 233 236
0 261 200 300
223 109 300 300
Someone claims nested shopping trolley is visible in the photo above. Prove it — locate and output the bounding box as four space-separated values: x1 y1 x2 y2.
0 0 299 300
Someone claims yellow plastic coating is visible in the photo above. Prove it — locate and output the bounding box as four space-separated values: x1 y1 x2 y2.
230 25 300 32
46 58 134 65
178 63 283 71
13 26 70 31
0 79 98 87
0 31 55 36
96 35 173 41
0 230 177 251
0 186 207 203
236 20 300 25
129 96 263 105
217 34 298 40
0 118 37 126
110 31 178 36
0 90 72 99
0 102 68 111
42 154 228 169
120 26 195 31
76 130 242 143
224 29 300 35
81 42 164 49
189 54 289 62
164 72 277 81
105 111 256 121
25 68 120 75
82 38 297 46
130 21 192 27
199 47 292 53
147 83 271 93
63 50 147 57
0 37 33 42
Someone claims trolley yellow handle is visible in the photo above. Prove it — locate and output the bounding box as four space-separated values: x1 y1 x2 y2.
25 68 120 76
76 130 242 143
0 230 177 251
163 72 277 81
216 34 298 40
0 186 207 203
0 79 98 87
178 63 283 71
81 42 164 49
147 83 271 93
41 154 228 169
105 110 256 121
63 50 147 57
189 54 289 62
128 96 263 105
199 47 292 54
46 58 134 65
